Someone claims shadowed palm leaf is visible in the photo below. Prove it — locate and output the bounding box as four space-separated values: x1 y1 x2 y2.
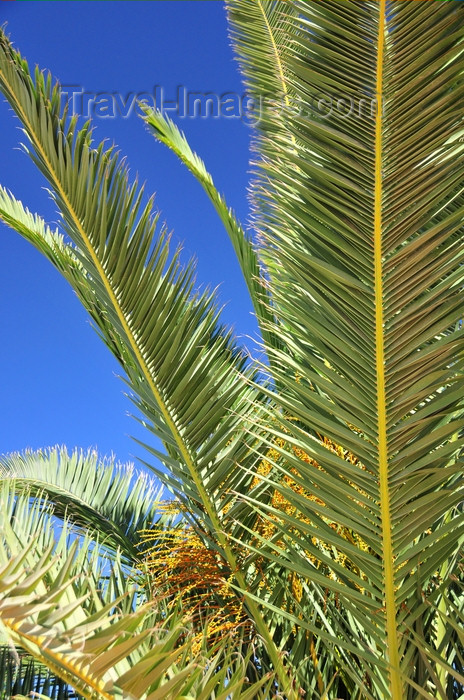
0 447 163 564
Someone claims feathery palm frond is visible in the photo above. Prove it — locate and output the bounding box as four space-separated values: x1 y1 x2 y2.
140 108 279 353
0 31 269 527
0 480 276 699
0 478 145 699
0 31 255 511
227 1 464 698
0 447 163 564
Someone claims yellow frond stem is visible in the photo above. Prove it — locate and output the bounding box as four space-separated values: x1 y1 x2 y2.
374 2 402 696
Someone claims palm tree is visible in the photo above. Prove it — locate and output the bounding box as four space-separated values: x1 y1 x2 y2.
0 1 463 698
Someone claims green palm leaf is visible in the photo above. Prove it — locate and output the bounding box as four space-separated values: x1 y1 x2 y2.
140 108 279 353
0 541 274 699
0 447 163 564
0 32 266 526
228 1 464 697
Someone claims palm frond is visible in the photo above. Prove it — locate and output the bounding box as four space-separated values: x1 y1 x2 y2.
140 108 279 353
0 446 163 564
228 1 464 697
0 30 266 524
0 482 275 699
0 543 275 699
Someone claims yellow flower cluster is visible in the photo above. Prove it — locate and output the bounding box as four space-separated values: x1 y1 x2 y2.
139 510 250 652
251 434 371 596
138 431 371 647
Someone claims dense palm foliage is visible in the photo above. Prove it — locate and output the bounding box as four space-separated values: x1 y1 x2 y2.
0 1 463 698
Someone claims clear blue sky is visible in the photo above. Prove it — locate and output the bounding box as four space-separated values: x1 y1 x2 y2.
0 2 257 469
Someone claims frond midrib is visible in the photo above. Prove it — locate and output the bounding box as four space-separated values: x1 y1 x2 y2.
3 619 113 700
256 0 291 109
374 3 402 697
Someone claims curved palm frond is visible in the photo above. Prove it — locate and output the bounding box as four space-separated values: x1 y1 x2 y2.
0 446 163 564
0 478 145 699
0 31 268 526
0 31 253 510
228 1 464 698
140 108 280 354
0 541 274 699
